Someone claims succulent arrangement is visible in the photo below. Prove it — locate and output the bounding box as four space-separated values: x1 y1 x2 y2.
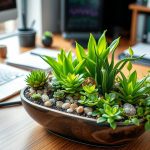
25 31 150 130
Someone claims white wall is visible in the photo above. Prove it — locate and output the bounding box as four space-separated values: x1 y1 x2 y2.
17 0 60 36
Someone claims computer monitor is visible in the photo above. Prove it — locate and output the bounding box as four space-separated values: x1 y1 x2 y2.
0 0 17 22
61 0 103 41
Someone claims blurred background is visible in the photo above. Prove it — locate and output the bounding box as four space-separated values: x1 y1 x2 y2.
0 0 150 47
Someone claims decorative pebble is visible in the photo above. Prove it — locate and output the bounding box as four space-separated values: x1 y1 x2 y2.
87 112 92 116
37 90 43 94
44 101 52 107
62 103 70 109
49 98 55 104
84 107 93 114
56 101 64 108
70 103 78 110
76 106 84 114
123 103 136 116
41 94 49 102
67 108 74 113
29 88 35 94
43 89 48 94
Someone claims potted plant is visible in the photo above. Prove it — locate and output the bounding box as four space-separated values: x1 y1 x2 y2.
21 31 150 147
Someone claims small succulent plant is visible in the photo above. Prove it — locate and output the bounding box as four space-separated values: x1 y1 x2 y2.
79 85 100 107
53 89 65 100
26 70 48 89
31 93 41 100
60 73 84 94
96 104 122 129
42 31 53 47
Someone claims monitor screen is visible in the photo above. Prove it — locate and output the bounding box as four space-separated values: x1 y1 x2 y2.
0 0 17 22
61 0 103 39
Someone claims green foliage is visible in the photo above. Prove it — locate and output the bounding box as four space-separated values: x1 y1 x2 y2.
79 85 100 106
99 93 118 106
26 70 48 89
31 93 41 100
123 117 140 126
53 90 65 100
39 31 150 130
117 71 149 104
96 104 122 129
75 31 142 94
59 73 84 93
42 50 86 92
44 31 52 37
42 50 86 80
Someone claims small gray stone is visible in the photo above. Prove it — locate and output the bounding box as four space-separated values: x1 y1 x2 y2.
123 103 136 116
56 101 64 108
62 103 70 109
29 88 35 94
84 107 93 114
49 98 55 104
87 112 92 116
41 94 49 102
67 108 74 113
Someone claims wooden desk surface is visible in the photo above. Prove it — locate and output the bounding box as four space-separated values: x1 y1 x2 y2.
0 35 150 150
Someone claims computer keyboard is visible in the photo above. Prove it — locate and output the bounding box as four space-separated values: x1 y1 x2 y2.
0 66 24 86
0 64 28 102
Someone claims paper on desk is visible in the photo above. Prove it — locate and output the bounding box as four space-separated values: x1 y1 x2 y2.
124 43 150 59
6 48 63 71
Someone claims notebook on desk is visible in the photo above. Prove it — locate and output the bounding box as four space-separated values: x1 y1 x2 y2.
0 64 28 102
6 48 62 71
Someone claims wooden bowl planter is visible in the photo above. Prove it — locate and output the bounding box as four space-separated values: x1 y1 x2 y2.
21 31 150 147
21 87 145 147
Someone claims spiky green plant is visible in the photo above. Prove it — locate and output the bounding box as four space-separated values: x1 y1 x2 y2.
59 73 84 93
75 31 143 94
117 71 149 104
42 50 86 80
26 70 48 89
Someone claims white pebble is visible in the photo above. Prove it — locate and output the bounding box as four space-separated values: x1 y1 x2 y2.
67 108 74 113
62 103 70 109
44 101 52 107
49 98 55 104
41 94 49 102
87 112 92 116
76 106 84 114
56 101 64 108
29 88 35 94
84 107 93 114
70 103 78 110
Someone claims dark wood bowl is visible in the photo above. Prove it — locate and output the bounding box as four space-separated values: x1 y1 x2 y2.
21 87 145 147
